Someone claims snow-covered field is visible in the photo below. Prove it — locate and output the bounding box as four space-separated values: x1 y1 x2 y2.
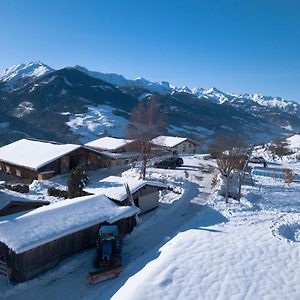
0 154 300 300
113 175 300 300
66 105 128 143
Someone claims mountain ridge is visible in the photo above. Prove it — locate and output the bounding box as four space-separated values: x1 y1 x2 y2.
1 61 298 113
0 62 300 147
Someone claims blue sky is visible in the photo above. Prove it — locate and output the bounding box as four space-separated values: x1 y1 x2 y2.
0 0 300 101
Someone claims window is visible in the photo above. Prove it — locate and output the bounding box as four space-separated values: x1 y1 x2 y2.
16 169 21 177
189 143 192 148
5 165 10 173
124 159 129 164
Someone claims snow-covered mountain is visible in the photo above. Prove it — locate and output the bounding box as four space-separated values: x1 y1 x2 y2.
1 62 299 114
241 93 300 114
1 61 300 146
74 65 173 94
73 65 300 116
0 62 53 90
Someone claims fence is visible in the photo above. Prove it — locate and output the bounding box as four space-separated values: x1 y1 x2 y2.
251 167 300 182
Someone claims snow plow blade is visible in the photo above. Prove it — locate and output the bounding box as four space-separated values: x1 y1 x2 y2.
87 266 122 284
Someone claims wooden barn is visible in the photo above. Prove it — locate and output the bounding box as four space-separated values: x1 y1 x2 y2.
0 194 138 283
94 151 140 168
85 137 141 167
0 190 49 217
85 176 166 213
151 136 199 154
85 136 139 153
0 139 103 181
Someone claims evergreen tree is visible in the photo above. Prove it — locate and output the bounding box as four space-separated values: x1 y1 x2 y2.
67 165 89 198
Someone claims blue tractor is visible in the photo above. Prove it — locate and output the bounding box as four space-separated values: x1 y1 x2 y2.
87 225 122 284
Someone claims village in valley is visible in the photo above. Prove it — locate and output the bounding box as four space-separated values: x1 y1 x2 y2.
1 2 300 299
0 123 300 299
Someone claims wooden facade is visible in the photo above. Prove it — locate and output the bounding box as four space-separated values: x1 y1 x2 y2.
114 140 141 153
0 147 103 181
0 216 136 283
96 152 139 169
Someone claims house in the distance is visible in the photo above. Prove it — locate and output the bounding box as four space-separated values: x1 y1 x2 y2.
85 137 140 168
0 194 138 283
151 136 199 154
85 136 137 152
85 175 166 213
0 139 103 180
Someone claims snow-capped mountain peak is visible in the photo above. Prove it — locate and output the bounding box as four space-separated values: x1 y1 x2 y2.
1 61 300 118
68 65 300 112
74 65 173 94
173 86 192 94
239 93 299 114
0 61 53 90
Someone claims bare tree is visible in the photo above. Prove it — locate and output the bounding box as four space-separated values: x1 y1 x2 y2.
212 136 247 203
127 97 166 179
267 138 290 158
236 144 254 201
284 168 293 184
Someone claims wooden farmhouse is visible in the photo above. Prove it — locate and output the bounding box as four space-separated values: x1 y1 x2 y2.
0 190 49 217
85 175 166 213
0 194 139 283
151 136 199 154
0 139 103 180
85 137 140 167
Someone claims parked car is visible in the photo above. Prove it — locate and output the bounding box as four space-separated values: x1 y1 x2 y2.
250 156 266 164
172 157 184 167
153 157 183 169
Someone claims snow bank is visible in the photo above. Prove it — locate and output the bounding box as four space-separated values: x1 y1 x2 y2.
271 214 300 244
112 208 300 300
0 194 138 254
287 133 300 149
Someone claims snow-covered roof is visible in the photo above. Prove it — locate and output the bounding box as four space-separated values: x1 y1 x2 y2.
98 151 140 159
85 137 134 151
286 134 300 149
151 136 188 148
0 194 139 254
85 176 166 202
0 139 81 170
0 189 49 210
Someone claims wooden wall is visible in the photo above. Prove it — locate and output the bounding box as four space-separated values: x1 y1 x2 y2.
0 147 104 181
0 216 136 283
0 201 49 217
0 161 38 181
